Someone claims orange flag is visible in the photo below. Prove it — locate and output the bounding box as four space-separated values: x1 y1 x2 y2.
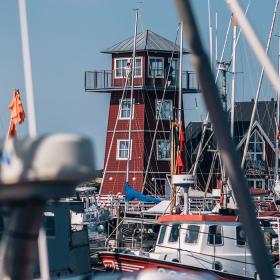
7 89 26 138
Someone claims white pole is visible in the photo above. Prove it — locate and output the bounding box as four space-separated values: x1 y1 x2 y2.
126 9 138 182
19 1 49 278
178 22 183 124
215 12 218 65
226 0 280 95
208 0 213 69
276 35 280 183
18 0 37 137
230 16 237 138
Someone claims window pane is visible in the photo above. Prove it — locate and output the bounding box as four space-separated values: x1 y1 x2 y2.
247 180 254 188
120 100 133 119
185 225 200 244
208 225 223 245
236 226 246 246
158 225 167 244
256 153 263 161
118 140 130 159
255 142 263 153
156 100 172 120
43 214 55 237
256 180 263 189
157 140 171 160
149 58 163 77
168 224 180 242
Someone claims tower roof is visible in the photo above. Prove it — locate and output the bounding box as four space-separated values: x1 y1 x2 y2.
101 30 189 54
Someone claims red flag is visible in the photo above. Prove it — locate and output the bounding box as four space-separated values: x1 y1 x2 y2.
179 126 185 150
177 153 184 174
7 89 25 139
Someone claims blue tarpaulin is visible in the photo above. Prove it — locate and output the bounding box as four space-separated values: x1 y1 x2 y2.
124 182 161 203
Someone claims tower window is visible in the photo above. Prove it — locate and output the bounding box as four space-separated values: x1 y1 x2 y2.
115 57 142 78
148 57 164 78
119 99 134 120
157 139 171 160
117 139 132 160
156 100 173 120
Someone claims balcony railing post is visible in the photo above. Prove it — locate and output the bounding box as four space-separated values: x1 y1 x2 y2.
94 72 97 89
103 70 106 89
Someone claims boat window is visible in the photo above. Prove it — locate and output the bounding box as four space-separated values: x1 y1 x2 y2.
236 225 246 246
208 225 223 245
168 224 180 242
185 225 200 244
43 212 55 237
158 225 167 244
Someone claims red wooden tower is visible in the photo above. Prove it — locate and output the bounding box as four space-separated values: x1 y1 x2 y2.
85 30 199 196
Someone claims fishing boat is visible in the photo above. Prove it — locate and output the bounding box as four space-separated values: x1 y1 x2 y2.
99 212 262 279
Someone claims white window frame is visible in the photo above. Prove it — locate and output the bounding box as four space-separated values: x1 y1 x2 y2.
148 56 164 78
116 139 132 160
119 99 135 120
155 99 173 120
156 139 171 161
247 130 265 161
114 57 142 79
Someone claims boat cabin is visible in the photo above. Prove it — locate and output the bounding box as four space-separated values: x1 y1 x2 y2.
152 214 256 277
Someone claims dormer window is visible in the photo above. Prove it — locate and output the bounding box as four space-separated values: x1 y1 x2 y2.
148 57 164 78
247 130 265 161
115 57 142 78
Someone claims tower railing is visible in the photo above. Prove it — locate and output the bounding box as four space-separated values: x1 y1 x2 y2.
85 70 199 93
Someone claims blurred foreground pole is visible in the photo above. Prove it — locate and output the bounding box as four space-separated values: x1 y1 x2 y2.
174 0 275 279
0 201 45 280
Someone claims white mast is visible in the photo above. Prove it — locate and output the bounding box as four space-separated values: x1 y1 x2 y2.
215 12 218 65
178 23 188 214
208 0 213 69
178 23 183 124
18 0 37 137
18 1 49 279
230 16 237 138
276 34 280 184
126 9 138 182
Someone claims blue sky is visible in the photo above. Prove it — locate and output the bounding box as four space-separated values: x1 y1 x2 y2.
0 0 278 168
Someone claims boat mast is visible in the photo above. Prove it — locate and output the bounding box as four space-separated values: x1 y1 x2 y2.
19 0 37 137
207 0 213 69
230 16 237 138
178 22 188 214
276 34 280 184
126 9 138 182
